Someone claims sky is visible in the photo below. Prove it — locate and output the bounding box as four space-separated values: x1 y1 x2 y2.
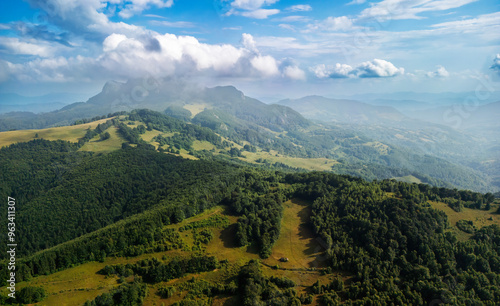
0 0 499 100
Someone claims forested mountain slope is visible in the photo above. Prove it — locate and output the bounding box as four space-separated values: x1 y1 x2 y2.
0 80 497 192
0 79 500 191
1 108 495 193
0 137 499 305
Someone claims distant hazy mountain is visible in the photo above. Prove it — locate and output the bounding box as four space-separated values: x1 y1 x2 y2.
331 91 500 120
0 92 89 114
276 94 499 190
408 101 500 186
367 99 432 114
342 91 500 106
409 101 500 130
277 95 411 126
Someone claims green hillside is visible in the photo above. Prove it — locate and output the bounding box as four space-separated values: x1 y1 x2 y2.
0 81 496 192
0 138 499 305
1 107 499 304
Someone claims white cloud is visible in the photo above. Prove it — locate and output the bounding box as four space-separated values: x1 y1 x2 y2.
231 0 278 10
223 26 243 30
241 9 280 19
356 59 404 77
287 5 312 12
102 33 128 52
252 36 320 53
0 37 56 57
118 0 174 19
432 11 500 32
311 63 353 78
241 33 258 53
143 14 167 19
278 24 296 31
277 15 310 22
323 16 355 31
426 65 449 78
150 20 196 28
227 0 280 19
4 56 98 82
296 11 499 69
282 65 306 80
347 0 366 5
28 0 147 42
2 33 303 83
359 0 479 21
305 16 357 32
251 55 280 76
312 59 404 78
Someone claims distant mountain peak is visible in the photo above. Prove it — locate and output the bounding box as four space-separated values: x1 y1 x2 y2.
102 80 124 94
206 85 245 101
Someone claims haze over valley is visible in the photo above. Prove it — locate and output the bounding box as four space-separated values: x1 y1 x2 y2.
1 0 500 305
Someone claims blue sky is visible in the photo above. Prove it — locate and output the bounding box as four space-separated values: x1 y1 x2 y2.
0 0 499 99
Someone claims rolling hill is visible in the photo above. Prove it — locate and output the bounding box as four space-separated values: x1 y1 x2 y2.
0 79 497 193
0 134 499 305
274 95 499 192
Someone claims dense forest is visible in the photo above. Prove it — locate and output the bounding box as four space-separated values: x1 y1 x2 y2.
1 111 499 305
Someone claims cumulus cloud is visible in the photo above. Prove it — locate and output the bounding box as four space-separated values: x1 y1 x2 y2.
241 33 258 53
356 59 404 78
279 58 306 80
1 0 305 84
311 63 353 78
102 33 128 52
2 33 304 83
282 65 306 80
251 55 280 76
312 59 404 79
427 65 450 78
287 5 312 12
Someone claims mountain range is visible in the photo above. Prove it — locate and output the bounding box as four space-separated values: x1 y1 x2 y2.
0 78 498 192
1 80 500 305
